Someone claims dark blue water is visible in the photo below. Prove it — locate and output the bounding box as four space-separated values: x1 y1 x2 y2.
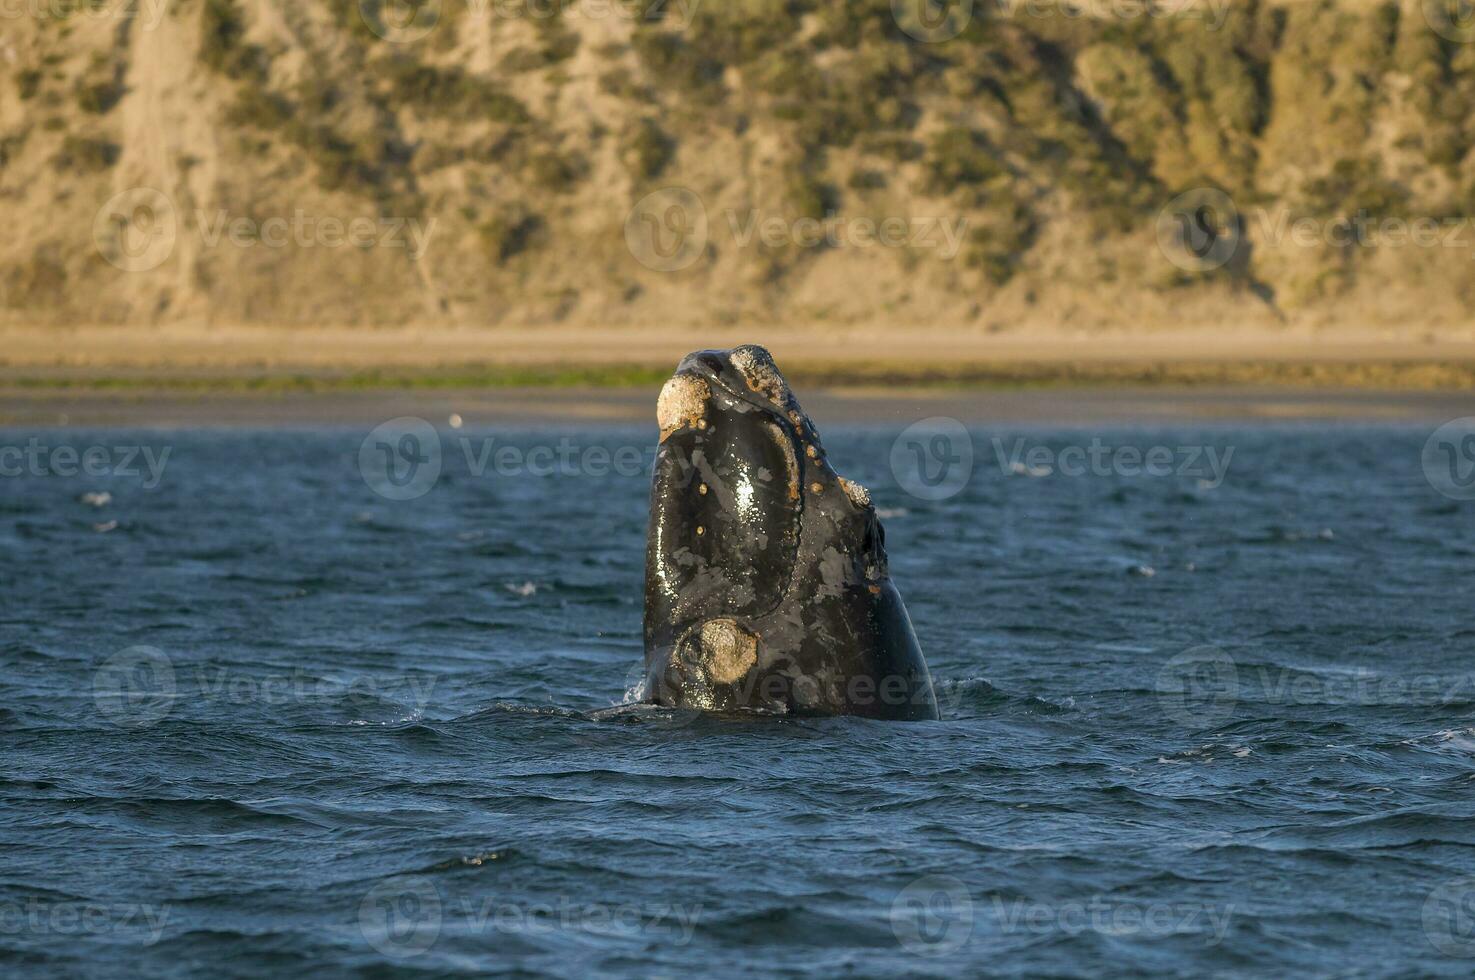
4 422 1475 977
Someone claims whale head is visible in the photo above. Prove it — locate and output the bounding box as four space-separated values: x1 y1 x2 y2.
642 345 938 719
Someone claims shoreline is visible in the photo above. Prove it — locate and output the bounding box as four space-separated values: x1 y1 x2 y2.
5 323 1475 371
5 385 1474 428
6 324 1475 426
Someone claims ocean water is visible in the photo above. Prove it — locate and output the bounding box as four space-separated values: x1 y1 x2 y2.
4 422 1475 977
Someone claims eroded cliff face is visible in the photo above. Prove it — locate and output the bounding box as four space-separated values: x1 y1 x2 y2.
3 0 1474 331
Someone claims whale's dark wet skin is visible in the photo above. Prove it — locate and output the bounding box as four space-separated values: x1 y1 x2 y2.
643 345 939 720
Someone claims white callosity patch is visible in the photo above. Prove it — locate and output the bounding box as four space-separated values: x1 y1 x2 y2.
838 477 871 510
657 374 710 440
729 345 793 408
764 421 801 502
698 618 759 684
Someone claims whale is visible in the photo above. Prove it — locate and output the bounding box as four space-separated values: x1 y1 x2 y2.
641 345 940 720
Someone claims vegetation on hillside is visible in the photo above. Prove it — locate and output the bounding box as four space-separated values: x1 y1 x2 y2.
2 0 1474 327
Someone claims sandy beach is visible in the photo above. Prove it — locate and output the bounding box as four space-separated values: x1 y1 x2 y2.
6 324 1475 374
4 324 1475 426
